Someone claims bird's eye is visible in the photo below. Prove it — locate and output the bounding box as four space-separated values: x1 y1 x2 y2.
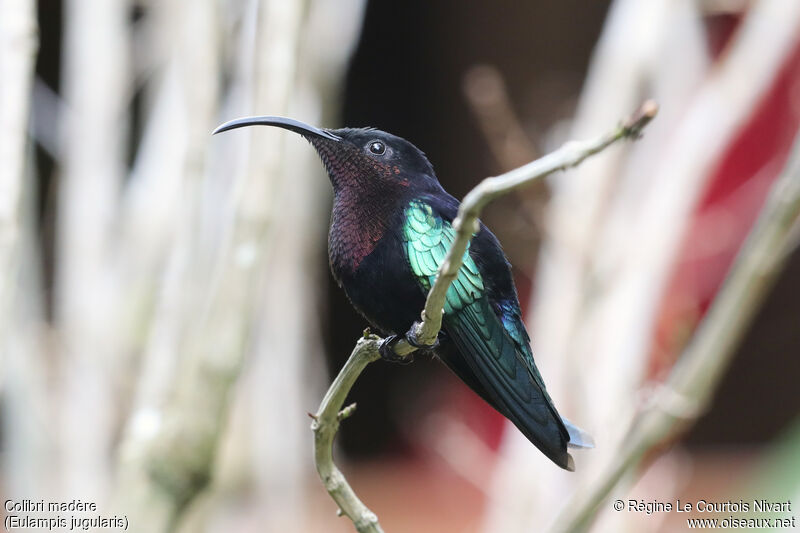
368 141 386 155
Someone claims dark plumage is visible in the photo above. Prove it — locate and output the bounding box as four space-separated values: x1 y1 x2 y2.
213 116 592 470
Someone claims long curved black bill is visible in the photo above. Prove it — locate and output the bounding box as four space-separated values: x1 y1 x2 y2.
212 115 340 141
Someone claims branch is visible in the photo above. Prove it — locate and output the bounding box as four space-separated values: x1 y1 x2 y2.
0 0 48 498
550 128 800 533
312 334 384 533
58 0 131 497
462 64 539 169
312 101 658 532
113 1 311 531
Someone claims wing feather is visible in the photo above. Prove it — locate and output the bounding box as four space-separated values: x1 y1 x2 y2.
402 199 574 469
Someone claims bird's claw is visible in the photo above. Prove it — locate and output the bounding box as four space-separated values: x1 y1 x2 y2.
378 335 414 365
406 322 439 351
379 323 438 364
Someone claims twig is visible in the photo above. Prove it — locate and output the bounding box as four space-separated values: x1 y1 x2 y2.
550 129 800 533
462 64 538 169
312 335 384 533
311 101 658 532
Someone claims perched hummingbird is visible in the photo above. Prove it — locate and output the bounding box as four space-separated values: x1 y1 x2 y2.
214 116 592 469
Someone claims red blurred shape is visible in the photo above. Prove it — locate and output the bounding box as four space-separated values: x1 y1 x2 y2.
648 24 800 379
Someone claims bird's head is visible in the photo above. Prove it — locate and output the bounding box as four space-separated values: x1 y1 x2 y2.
213 116 438 194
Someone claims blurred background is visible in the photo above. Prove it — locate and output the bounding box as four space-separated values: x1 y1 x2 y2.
1 0 799 531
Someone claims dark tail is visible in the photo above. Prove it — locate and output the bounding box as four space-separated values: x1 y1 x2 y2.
439 298 574 469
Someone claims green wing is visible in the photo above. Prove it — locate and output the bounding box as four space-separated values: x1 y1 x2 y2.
403 200 484 314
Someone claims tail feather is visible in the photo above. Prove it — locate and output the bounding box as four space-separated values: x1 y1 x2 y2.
562 416 594 449
442 298 572 469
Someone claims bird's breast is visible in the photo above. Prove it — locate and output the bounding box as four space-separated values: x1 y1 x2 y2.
328 205 424 334
327 188 406 274
328 212 386 276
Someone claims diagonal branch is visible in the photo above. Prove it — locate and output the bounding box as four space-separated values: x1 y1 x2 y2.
312 101 659 532
549 127 800 533
311 333 384 533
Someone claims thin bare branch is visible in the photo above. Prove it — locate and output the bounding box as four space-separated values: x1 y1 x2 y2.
549 128 800 533
463 64 538 169
312 335 384 533
0 0 37 335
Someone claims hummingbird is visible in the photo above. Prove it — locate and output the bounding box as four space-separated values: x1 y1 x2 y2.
214 116 593 470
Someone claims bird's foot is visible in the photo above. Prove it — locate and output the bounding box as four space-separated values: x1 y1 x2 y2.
406 321 439 351
379 323 438 364
378 335 414 365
